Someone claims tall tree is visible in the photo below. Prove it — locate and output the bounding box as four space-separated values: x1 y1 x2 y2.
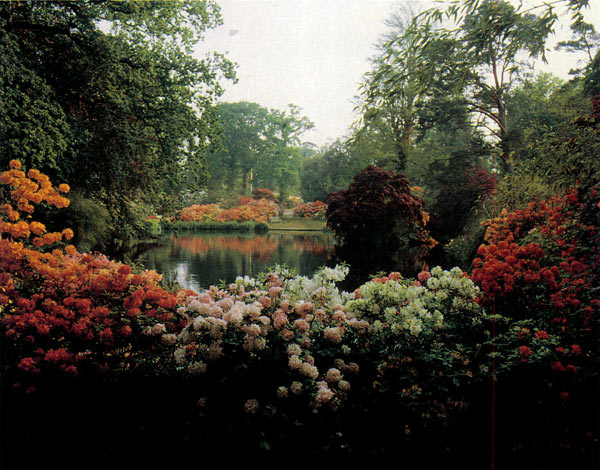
0 1 236 249
459 0 550 172
358 4 461 172
207 102 313 199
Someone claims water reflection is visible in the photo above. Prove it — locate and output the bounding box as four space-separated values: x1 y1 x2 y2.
136 231 335 292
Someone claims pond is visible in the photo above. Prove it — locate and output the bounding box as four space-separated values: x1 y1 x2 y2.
136 231 336 292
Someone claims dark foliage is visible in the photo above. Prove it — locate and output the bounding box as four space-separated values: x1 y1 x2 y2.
326 166 430 283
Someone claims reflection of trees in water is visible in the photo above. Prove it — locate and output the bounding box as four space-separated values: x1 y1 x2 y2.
174 235 279 262
334 243 426 292
137 232 337 290
291 235 333 255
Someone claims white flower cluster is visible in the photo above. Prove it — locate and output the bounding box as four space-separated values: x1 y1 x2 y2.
233 275 257 289
345 267 481 337
173 264 481 414
281 265 352 306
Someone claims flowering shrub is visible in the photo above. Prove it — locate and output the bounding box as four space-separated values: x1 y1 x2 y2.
293 200 326 218
471 188 599 374
285 195 302 209
471 183 600 456
180 203 221 222
179 198 279 224
215 198 279 223
172 264 489 453
252 188 277 201
0 161 189 391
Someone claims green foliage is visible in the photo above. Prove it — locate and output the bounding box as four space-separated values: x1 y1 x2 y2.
584 49 600 96
161 220 258 233
53 191 112 253
0 1 236 252
206 102 313 199
300 140 374 202
144 219 162 237
254 222 269 233
556 20 600 70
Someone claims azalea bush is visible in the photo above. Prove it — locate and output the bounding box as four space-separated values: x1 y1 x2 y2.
180 203 221 222
471 182 600 460
252 187 277 202
179 196 279 224
0 161 190 392
293 200 326 218
285 195 302 209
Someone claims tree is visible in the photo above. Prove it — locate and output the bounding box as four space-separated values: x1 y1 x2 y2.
0 1 236 251
459 0 551 172
207 102 313 200
358 4 462 172
326 166 432 282
556 20 600 70
504 73 588 165
300 140 373 202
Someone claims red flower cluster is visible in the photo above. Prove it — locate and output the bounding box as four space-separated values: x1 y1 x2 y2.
0 161 189 388
471 183 599 384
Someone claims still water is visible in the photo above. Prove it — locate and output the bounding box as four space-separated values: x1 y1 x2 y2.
136 231 336 292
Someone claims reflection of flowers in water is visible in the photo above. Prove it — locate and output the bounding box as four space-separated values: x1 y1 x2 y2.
175 236 279 262
292 236 333 255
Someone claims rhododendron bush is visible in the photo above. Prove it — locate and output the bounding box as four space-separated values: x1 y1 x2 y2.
171 264 491 456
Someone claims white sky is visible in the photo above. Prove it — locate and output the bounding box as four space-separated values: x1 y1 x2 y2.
199 0 600 147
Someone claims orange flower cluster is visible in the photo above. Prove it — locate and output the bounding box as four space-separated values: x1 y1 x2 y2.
215 198 279 223
0 161 189 388
0 160 71 247
180 203 221 222
293 200 326 218
179 198 280 224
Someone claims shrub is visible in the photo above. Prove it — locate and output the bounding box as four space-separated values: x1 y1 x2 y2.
254 221 269 233
162 220 256 232
293 200 326 218
171 264 489 458
284 195 302 209
252 188 277 202
178 199 280 224
470 181 600 457
0 161 189 391
326 166 435 280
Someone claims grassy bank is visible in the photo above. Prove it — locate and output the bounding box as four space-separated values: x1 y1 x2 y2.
267 217 327 231
159 220 268 233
